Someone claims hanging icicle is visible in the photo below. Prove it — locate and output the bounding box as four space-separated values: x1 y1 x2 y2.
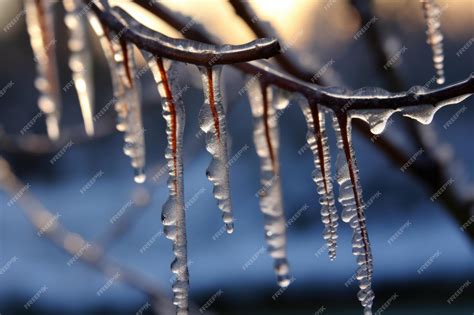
147 54 189 314
421 0 445 85
25 0 61 140
121 41 146 183
63 0 94 136
88 2 145 181
199 66 234 233
333 113 374 315
247 81 291 287
106 34 146 183
86 13 128 133
300 100 338 260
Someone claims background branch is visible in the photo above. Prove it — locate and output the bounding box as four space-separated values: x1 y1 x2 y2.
0 156 208 315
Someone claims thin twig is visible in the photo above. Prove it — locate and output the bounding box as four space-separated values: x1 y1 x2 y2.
0 156 207 315
228 0 321 83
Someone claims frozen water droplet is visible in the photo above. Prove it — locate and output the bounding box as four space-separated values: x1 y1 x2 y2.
226 222 234 234
134 170 146 184
351 109 398 135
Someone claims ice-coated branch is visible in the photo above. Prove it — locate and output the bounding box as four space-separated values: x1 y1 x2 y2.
131 0 474 242
127 0 474 112
244 62 474 111
87 0 280 66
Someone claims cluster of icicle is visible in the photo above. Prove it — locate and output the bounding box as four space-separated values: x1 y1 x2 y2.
421 0 445 85
23 1 473 315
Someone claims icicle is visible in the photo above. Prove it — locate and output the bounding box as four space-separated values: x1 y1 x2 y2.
90 19 146 182
121 41 146 183
25 0 61 140
86 14 127 133
333 113 374 315
421 0 445 85
247 81 291 287
106 34 146 183
199 66 234 233
300 100 338 260
147 54 188 314
63 0 94 136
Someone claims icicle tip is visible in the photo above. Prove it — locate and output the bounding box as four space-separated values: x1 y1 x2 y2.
225 222 234 234
134 169 146 184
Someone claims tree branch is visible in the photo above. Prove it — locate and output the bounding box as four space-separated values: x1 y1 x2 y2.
130 0 474 239
115 0 474 112
228 0 320 83
88 0 280 65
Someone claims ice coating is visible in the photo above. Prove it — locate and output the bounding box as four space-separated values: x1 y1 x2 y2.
63 0 94 136
25 0 61 140
147 55 189 314
333 114 374 315
350 109 398 135
300 101 339 260
247 81 291 287
402 94 472 125
199 66 234 233
421 0 445 85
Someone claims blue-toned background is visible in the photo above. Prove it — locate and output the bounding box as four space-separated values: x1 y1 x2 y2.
0 0 472 314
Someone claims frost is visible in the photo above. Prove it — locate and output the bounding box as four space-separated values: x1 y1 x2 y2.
199 66 234 233
333 114 374 315
247 81 291 287
421 0 445 84
25 0 61 140
147 54 189 314
300 101 338 260
63 0 94 136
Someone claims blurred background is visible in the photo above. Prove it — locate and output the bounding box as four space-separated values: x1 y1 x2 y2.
0 0 473 314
